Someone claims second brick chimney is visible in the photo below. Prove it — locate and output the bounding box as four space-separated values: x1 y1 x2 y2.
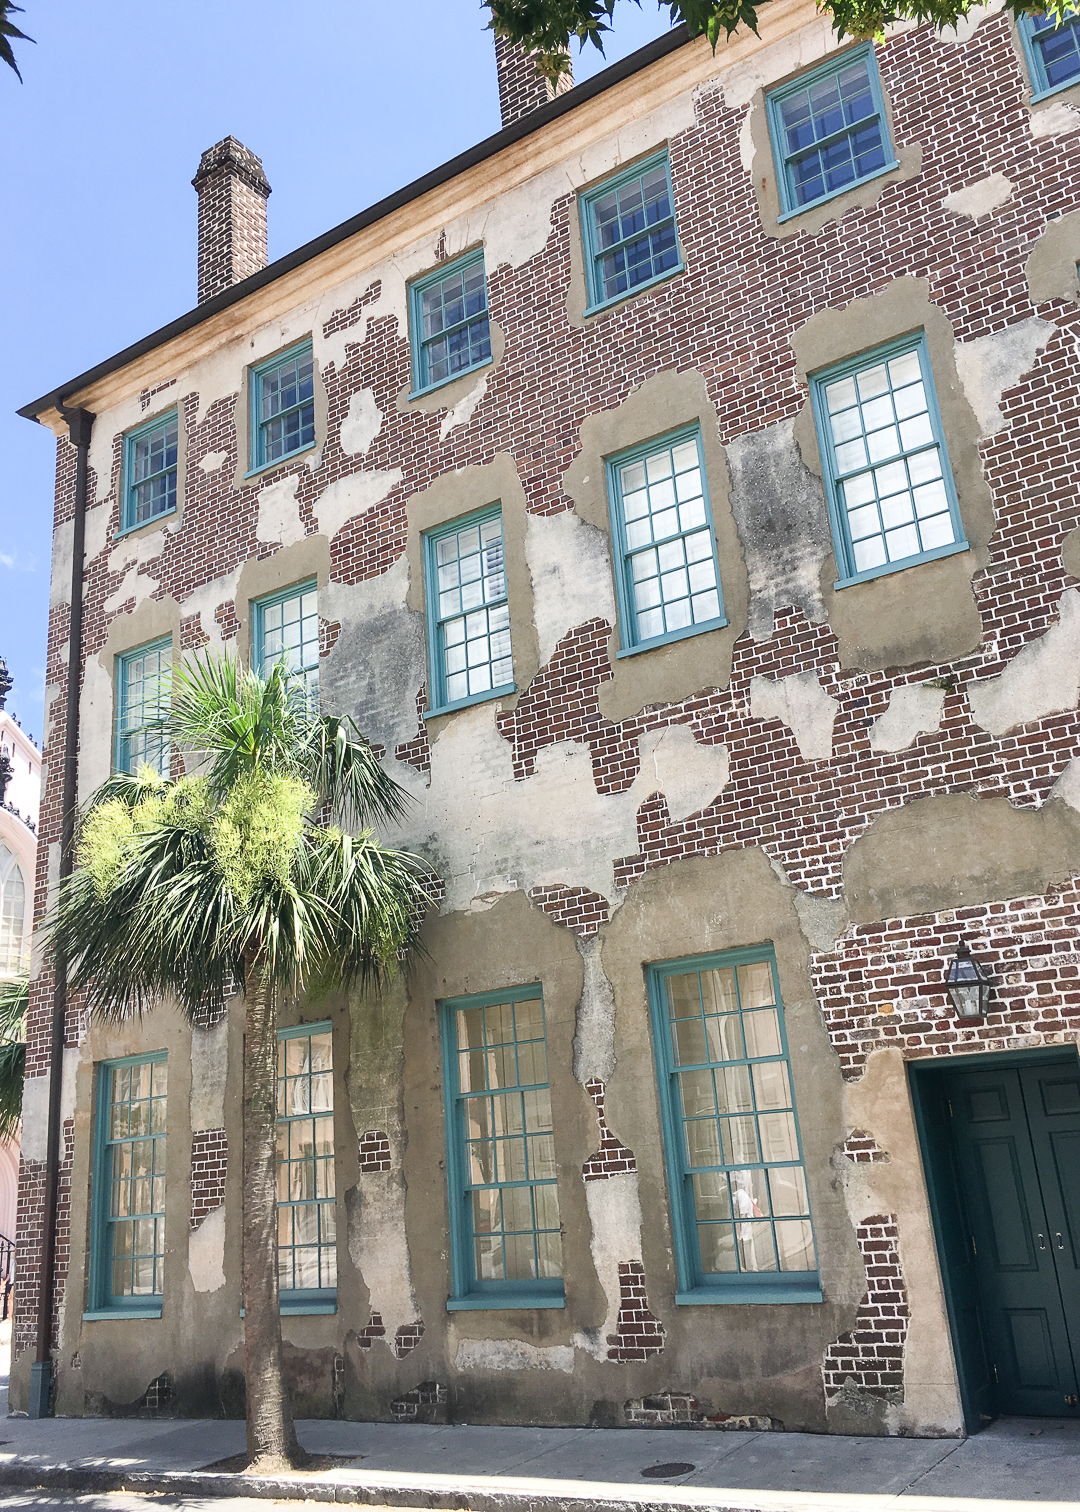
192 137 271 305
494 36 573 129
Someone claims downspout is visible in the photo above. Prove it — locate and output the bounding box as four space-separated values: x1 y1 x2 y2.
28 404 94 1419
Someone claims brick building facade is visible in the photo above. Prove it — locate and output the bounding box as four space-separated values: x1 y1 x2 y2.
14 0 1080 1433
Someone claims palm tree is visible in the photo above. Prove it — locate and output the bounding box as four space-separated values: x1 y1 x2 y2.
0 972 27 1142
49 654 437 1472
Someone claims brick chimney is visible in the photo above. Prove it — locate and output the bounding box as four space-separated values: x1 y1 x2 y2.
192 136 271 305
494 36 573 129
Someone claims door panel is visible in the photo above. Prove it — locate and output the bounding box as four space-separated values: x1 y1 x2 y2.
975 1137 1037 1270
1020 1063 1080 1400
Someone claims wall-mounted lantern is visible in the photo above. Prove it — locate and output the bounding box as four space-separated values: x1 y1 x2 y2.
945 939 992 1018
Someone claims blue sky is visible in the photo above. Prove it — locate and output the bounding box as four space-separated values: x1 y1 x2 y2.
0 0 674 749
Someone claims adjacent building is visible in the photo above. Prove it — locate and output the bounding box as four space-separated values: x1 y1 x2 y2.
13 1 1080 1434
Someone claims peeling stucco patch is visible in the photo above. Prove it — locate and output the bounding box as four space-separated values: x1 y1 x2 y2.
967 591 1080 735
941 174 1013 220
453 1338 575 1373
637 724 729 822
1052 756 1080 811
21 1047 79 1163
313 470 403 540
1030 101 1080 138
934 0 1004 43
438 373 490 442
198 451 228 473
525 508 616 669
256 474 303 547
868 683 947 754
188 1204 226 1293
346 1167 421 1343
190 1017 229 1131
339 388 383 456
573 937 618 1085
577 1170 645 1358
953 318 1056 436
751 671 838 762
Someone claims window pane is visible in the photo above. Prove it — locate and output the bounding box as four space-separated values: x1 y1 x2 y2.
117 641 170 776
277 1027 335 1294
419 259 490 387
257 585 319 709
778 53 887 209
589 158 679 304
102 1057 167 1301
431 512 512 707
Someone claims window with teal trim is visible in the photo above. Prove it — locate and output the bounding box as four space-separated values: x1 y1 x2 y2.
810 334 966 586
1019 11 1080 98
424 508 513 714
580 152 681 311
254 580 320 707
115 638 170 776
648 949 820 1303
122 412 178 531
252 341 315 470
88 1054 167 1316
277 1024 337 1311
607 427 725 653
441 986 564 1309
766 45 897 218
410 251 491 395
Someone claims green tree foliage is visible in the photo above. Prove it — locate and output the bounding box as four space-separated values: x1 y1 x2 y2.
0 0 32 80
485 0 1064 82
49 654 438 1470
0 973 27 1144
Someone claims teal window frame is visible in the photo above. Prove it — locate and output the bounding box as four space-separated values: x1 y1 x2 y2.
85 1052 167 1321
647 946 822 1305
1019 10 1080 99
810 332 968 589
606 424 727 657
440 984 565 1311
253 578 320 708
277 1021 337 1315
409 250 492 397
423 505 514 717
249 340 316 475
766 44 899 221
114 637 171 776
579 150 683 314
120 411 179 535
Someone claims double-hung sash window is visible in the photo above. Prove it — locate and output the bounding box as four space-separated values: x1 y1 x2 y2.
441 986 564 1309
648 949 820 1304
115 638 171 776
608 426 726 654
0 844 25 974
88 1054 167 1317
251 341 316 471
810 334 966 586
410 251 491 395
277 1024 337 1312
766 45 898 219
1019 11 1080 98
580 152 682 311
122 412 178 532
424 508 513 714
254 580 320 707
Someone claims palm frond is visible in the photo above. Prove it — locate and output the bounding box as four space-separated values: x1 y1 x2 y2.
0 974 29 1140
303 715 411 830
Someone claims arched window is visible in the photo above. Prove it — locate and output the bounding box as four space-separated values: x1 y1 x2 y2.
0 846 25 974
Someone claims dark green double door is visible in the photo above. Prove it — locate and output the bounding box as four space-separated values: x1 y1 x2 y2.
921 1057 1080 1420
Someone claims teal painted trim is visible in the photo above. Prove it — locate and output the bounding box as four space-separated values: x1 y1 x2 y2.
447 1292 566 1311
280 1295 337 1315
766 45 896 219
121 409 179 534
676 1283 822 1305
409 249 490 396
423 503 510 716
278 1018 332 1041
645 945 819 1300
581 261 686 318
113 506 178 542
1019 11 1080 99
114 636 172 776
605 423 726 655
82 1305 163 1321
243 443 317 482
253 580 319 676
580 150 682 314
250 339 315 471
809 331 966 588
615 615 727 659
89 1052 168 1315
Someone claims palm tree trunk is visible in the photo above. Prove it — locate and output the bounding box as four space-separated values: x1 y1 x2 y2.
242 952 306 1471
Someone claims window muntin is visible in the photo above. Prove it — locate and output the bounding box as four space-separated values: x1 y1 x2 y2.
424 508 513 714
410 251 491 395
254 580 319 707
115 638 171 776
277 1024 336 1304
0 845 25 974
122 412 178 531
92 1055 167 1311
1020 11 1080 98
648 949 820 1301
252 342 315 470
811 335 966 586
607 427 726 652
581 152 682 311
442 986 564 1307
766 46 897 218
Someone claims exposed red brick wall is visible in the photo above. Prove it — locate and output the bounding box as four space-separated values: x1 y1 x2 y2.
190 1127 228 1229
528 885 609 938
607 1260 666 1362
358 1130 392 1174
841 1131 891 1163
582 1077 637 1180
822 1215 909 1403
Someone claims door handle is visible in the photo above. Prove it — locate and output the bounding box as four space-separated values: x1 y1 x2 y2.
1058 1234 1066 1251
1039 1233 1047 1250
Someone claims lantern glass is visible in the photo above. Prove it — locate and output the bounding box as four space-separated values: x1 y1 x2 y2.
945 943 991 1018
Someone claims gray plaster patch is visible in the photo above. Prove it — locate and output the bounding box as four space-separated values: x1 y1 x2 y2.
1030 100 1080 137
953 318 1056 436
340 388 383 456
188 1204 226 1293
198 451 228 473
21 1047 79 1163
439 373 490 441
1051 756 1080 811
868 683 947 754
190 1017 229 1132
724 419 833 638
637 725 729 823
525 508 616 669
256 474 303 547
320 556 426 750
578 1171 644 1359
572 936 618 1085
794 891 848 953
313 470 403 540
453 1338 575 1373
751 671 838 762
941 174 1014 220
967 591 1080 736
346 1169 421 1341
